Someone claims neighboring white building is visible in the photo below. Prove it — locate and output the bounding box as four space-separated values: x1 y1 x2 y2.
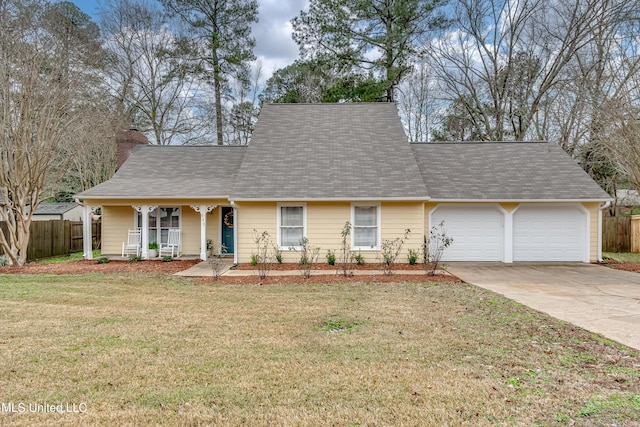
616 189 640 206
31 202 84 221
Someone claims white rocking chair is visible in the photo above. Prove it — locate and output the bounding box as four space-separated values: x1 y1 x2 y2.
159 228 181 258
122 229 141 257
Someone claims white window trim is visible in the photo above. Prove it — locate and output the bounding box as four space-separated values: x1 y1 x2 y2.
277 202 307 250
351 203 381 251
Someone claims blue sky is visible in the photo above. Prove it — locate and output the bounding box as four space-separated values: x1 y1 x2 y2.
69 0 307 78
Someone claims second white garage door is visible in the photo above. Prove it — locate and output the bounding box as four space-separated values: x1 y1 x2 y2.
431 204 504 261
513 205 587 262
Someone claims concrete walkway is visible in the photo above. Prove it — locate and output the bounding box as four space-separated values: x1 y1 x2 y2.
174 259 234 276
445 263 640 351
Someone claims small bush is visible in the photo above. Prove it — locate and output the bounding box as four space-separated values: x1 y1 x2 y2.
338 222 355 276
252 230 274 279
292 237 320 278
250 254 259 266
0 255 8 267
96 256 109 264
407 249 418 265
274 247 283 264
128 255 142 263
379 229 411 275
208 244 228 280
354 252 365 266
326 249 336 265
162 256 173 262
425 221 453 275
148 241 159 250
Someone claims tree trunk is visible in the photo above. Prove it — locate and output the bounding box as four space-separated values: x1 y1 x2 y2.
212 45 224 145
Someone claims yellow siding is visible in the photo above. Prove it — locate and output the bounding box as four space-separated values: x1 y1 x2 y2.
306 201 350 263
102 206 136 255
380 202 425 261
583 202 600 262
235 202 277 263
181 208 201 255
235 201 424 264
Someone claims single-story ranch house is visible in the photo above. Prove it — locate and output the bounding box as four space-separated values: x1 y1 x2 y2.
75 103 610 264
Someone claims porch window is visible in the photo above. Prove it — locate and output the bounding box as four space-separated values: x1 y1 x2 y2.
352 205 380 250
137 207 180 244
278 204 305 249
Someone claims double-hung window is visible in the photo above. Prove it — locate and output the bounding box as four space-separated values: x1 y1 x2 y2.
352 204 380 250
136 207 180 245
278 204 305 249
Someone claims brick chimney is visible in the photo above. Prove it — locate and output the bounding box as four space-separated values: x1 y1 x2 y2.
116 128 149 170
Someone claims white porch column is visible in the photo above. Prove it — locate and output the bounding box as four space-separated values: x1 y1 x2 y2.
81 204 94 260
191 205 216 260
231 201 238 265
134 206 157 259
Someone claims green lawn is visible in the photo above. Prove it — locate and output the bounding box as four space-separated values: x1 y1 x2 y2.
34 250 101 264
604 252 640 263
0 273 638 426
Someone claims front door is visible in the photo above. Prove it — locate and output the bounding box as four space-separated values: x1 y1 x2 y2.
221 206 234 255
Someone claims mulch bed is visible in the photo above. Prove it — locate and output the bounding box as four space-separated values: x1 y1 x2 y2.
0 259 201 275
195 273 460 285
235 262 430 271
603 259 640 273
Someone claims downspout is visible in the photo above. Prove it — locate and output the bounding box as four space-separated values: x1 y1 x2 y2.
230 200 238 265
598 201 611 262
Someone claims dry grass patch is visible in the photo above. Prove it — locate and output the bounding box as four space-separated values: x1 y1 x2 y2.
0 273 638 426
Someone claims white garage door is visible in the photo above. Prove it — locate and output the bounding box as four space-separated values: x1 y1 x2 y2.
431 205 504 261
513 205 587 261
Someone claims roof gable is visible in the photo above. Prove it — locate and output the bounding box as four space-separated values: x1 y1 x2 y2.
231 103 429 200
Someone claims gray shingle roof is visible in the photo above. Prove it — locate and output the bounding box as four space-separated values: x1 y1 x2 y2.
76 146 246 199
77 104 609 202
231 103 429 200
33 202 79 215
411 142 610 200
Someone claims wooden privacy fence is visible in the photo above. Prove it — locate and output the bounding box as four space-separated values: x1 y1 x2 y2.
632 216 640 253
0 220 101 261
602 217 631 252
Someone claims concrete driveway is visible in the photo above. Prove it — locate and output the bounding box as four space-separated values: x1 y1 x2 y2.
445 263 640 351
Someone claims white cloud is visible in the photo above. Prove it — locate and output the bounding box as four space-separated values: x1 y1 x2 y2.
252 0 308 77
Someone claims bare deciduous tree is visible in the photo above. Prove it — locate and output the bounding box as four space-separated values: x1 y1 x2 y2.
0 0 109 265
397 61 438 142
594 100 640 194
429 0 635 142
99 0 212 145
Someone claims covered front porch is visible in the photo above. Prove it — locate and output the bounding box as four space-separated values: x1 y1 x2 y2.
78 199 237 263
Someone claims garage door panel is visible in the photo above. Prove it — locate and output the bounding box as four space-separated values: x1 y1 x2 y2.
513 205 586 262
432 205 504 261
